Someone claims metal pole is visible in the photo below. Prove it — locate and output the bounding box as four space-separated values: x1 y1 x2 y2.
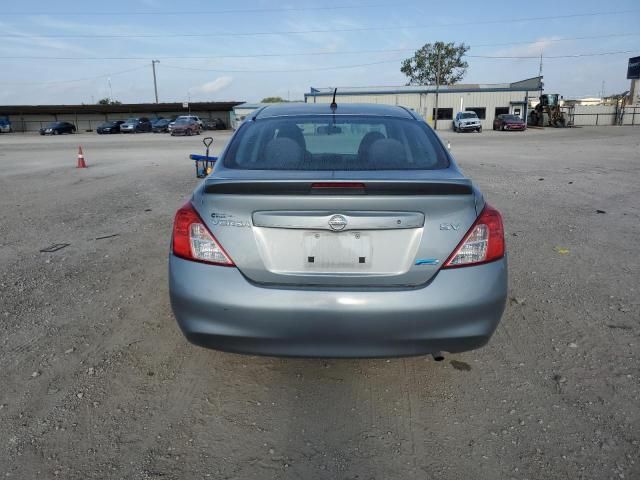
151 60 160 103
434 52 441 130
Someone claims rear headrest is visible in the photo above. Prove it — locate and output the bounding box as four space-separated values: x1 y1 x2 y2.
367 138 407 168
263 137 303 169
276 124 306 150
357 131 386 160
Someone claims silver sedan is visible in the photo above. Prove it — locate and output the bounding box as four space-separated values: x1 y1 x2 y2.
169 103 507 358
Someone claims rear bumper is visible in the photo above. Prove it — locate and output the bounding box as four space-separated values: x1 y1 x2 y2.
169 255 508 358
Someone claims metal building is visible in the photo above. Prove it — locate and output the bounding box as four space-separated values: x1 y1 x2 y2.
231 103 271 130
305 77 543 130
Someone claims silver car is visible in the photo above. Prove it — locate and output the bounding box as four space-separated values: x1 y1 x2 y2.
169 103 507 358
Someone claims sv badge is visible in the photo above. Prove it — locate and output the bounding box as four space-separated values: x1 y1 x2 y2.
439 223 461 231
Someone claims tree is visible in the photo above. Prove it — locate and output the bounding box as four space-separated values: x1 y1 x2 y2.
261 96 287 103
97 98 122 105
400 42 469 86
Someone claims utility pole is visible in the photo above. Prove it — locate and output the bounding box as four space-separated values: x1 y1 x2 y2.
538 51 543 78
538 50 543 98
107 77 113 103
434 51 441 130
151 60 160 103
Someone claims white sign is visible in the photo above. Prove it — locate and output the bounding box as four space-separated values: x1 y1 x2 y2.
182 102 189 108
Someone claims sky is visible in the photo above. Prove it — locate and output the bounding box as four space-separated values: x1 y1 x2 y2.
0 0 638 105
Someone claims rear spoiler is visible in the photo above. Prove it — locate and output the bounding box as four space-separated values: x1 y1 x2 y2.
203 180 472 196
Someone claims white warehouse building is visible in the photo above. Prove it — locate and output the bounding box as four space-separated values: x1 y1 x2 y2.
304 76 543 130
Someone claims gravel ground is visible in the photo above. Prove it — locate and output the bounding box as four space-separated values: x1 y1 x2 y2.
0 127 638 479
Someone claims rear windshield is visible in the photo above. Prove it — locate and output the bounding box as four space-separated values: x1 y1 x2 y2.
223 115 449 170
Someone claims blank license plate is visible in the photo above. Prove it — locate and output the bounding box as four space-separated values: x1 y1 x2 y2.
303 231 371 268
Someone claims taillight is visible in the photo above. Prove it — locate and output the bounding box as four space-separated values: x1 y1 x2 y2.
310 182 366 194
442 204 504 268
311 182 365 189
172 202 234 266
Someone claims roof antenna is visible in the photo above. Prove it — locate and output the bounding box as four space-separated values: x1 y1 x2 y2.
330 88 338 110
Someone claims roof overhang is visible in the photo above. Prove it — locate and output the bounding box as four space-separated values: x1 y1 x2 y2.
0 101 244 116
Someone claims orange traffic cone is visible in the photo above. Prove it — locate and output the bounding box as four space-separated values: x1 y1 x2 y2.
77 146 87 168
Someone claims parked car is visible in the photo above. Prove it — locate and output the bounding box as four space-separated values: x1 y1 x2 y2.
152 118 171 133
0 118 12 133
39 121 76 135
493 114 526 131
203 118 226 130
453 111 482 132
96 120 124 134
170 115 203 132
170 117 200 136
120 117 152 133
168 103 507 358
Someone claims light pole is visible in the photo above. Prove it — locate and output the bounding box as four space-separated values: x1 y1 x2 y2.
151 60 160 103
107 77 113 103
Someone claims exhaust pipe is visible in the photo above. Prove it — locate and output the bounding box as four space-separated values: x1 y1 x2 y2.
432 352 445 362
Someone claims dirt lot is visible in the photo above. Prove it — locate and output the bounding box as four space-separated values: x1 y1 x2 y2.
0 127 638 479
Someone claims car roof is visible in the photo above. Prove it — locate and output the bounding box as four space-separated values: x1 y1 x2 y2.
254 103 416 120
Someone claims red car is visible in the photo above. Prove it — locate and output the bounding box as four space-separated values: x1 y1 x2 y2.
170 118 201 136
493 114 526 131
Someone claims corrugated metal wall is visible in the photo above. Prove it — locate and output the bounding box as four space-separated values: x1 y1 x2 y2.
307 90 537 130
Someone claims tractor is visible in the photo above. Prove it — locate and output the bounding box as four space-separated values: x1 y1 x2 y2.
528 94 567 127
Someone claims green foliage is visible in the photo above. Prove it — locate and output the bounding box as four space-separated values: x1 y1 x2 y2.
400 42 469 86
261 96 287 103
97 98 122 105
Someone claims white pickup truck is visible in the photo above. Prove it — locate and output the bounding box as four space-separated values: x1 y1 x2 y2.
453 111 482 133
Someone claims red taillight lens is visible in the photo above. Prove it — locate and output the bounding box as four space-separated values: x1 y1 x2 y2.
442 204 505 268
172 202 234 266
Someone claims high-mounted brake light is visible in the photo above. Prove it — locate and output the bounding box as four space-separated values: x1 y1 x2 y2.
172 202 234 266
311 182 366 189
442 204 505 268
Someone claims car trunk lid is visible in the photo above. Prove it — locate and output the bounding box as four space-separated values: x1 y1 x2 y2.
196 174 479 287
